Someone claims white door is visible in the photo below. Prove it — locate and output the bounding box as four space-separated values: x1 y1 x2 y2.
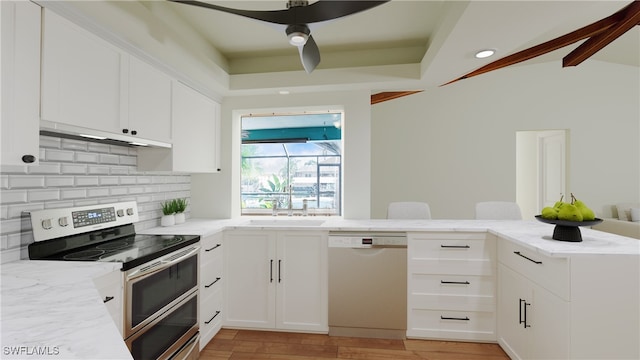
516 130 568 219
538 130 567 210
276 231 328 332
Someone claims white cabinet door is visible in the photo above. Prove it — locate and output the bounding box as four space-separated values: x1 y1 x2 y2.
171 81 219 173
224 230 328 332
137 81 220 173
1 1 40 166
41 9 123 133
224 231 276 329
530 282 569 360
126 56 172 143
497 264 531 360
276 231 328 332
0 1 41 165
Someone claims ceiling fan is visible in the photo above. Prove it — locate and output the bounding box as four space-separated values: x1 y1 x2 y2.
168 0 390 73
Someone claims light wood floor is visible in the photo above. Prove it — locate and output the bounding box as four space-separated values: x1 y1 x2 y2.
200 329 511 360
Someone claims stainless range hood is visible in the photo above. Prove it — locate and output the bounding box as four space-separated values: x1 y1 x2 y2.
40 120 172 148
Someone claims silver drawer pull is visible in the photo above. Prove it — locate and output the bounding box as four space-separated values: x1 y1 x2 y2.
440 280 470 285
514 251 542 264
441 316 470 321
440 245 470 248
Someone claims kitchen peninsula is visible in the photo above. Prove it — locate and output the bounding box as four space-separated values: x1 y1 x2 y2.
2 218 639 359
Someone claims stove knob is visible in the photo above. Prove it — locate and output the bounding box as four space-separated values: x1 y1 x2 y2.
126 208 134 216
58 217 69 227
41 219 53 230
117 209 125 217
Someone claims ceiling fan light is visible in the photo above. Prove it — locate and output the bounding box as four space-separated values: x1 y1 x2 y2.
475 49 496 59
286 24 310 46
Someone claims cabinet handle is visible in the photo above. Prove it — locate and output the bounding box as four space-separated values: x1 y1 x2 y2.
514 251 542 264
21 155 36 163
205 311 221 324
278 260 282 283
122 129 129 134
131 130 137 135
103 296 114 303
205 277 221 288
440 316 470 321
519 299 531 328
440 280 470 285
440 245 470 248
205 244 221 252
270 259 274 283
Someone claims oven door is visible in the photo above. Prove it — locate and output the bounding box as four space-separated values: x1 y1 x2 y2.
125 291 199 360
124 245 199 338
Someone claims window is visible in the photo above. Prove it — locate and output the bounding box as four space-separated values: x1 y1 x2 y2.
241 112 342 216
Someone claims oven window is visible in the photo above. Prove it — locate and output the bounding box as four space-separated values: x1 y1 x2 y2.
130 295 198 360
131 254 198 328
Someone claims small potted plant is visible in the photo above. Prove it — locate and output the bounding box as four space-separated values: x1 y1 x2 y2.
173 198 188 224
161 200 176 227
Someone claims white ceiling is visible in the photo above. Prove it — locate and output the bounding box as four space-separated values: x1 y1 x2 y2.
161 0 638 94
66 1 640 96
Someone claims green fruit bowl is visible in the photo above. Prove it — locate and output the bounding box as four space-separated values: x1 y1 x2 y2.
535 215 603 242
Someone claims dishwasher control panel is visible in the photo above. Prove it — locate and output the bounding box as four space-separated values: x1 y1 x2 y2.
328 233 407 248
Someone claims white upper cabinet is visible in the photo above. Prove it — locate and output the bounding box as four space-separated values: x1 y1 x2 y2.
41 9 123 134
125 56 172 143
1 1 41 166
137 81 220 173
40 9 172 145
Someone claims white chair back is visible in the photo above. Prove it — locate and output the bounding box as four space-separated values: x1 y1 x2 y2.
475 201 522 220
387 202 431 219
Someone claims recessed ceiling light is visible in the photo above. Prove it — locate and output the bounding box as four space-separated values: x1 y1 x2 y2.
475 49 496 59
279 90 290 95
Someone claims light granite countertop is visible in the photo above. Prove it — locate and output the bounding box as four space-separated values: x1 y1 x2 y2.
1 261 132 360
141 217 640 256
2 217 637 360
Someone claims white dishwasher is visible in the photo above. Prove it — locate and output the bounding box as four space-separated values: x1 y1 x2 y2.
328 232 407 339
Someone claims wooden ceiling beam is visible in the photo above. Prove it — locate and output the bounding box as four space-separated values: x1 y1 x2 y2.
441 1 635 86
563 1 640 67
371 90 423 104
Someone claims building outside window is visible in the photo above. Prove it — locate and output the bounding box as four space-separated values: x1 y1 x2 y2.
240 112 342 216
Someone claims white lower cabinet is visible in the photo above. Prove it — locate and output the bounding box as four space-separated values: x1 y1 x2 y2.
407 232 496 341
92 270 124 336
199 232 224 349
497 237 639 360
224 230 328 333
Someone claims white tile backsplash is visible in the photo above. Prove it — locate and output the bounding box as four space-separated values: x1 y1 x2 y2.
0 135 192 264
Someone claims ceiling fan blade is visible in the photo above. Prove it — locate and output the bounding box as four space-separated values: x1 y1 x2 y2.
292 0 390 24
168 0 293 24
168 0 389 25
299 34 321 73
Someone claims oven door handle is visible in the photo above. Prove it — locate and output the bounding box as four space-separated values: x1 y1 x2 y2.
126 246 200 281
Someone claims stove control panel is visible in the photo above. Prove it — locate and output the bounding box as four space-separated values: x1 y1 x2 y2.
28 201 139 242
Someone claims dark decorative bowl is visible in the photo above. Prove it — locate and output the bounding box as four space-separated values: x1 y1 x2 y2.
535 215 603 242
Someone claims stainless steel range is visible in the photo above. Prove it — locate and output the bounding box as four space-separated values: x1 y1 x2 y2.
26 202 200 360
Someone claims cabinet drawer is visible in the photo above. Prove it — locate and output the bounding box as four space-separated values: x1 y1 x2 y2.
202 234 223 258
498 239 569 300
407 309 496 341
409 273 495 312
201 260 223 295
200 288 223 348
409 233 494 262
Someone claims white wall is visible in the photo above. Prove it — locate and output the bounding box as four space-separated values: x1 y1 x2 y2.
191 90 372 219
371 60 639 219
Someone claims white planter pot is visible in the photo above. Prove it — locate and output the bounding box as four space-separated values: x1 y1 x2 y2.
161 214 175 227
175 212 186 224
